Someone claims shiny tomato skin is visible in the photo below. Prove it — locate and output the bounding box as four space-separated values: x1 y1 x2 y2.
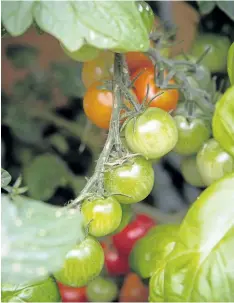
125 52 153 74
81 197 122 237
112 213 155 256
57 282 87 302
124 107 178 160
54 237 104 287
196 138 234 186
83 80 113 129
104 156 154 204
173 115 211 156
82 51 114 88
132 67 179 112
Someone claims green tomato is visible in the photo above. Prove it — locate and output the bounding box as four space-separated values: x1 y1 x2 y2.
124 108 178 160
136 1 154 34
111 204 133 235
87 276 118 302
181 156 206 188
228 42 234 85
104 156 154 204
54 236 104 287
173 115 211 156
190 34 231 73
213 86 234 157
196 138 234 186
130 224 179 279
1 277 60 302
61 43 100 62
81 197 122 237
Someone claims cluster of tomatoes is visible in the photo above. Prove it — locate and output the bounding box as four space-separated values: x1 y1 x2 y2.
56 213 156 302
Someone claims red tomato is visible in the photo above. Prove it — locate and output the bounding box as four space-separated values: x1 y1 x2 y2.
112 214 155 256
132 67 179 112
101 242 130 276
119 273 149 302
57 282 87 302
125 52 153 74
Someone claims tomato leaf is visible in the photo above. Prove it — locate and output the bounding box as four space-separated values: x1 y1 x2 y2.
1 169 12 188
151 173 234 301
1 194 84 285
216 1 234 21
33 1 149 52
1 0 35 36
197 1 216 15
227 42 234 85
24 154 71 201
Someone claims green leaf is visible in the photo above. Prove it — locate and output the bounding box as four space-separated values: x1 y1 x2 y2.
1 169 12 188
227 42 234 85
1 194 85 285
1 1 35 36
197 1 216 15
33 0 150 52
151 173 234 301
216 1 234 21
6 44 39 69
24 154 71 201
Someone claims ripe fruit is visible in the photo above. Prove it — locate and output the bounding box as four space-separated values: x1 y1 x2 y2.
57 283 87 302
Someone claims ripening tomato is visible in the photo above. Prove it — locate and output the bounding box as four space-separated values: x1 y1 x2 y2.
104 156 154 204
181 156 206 188
87 277 118 302
112 213 155 256
111 204 133 235
61 43 100 62
173 115 211 156
54 237 104 287
131 67 179 111
124 107 178 160
81 197 122 237
82 51 114 88
119 273 149 302
125 52 153 74
196 138 234 186
57 282 87 302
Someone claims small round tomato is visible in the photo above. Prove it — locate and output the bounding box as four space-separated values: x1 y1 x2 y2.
125 52 153 74
1 277 60 302
104 156 154 204
212 86 234 157
124 107 178 160
173 115 211 156
190 34 231 73
119 273 149 302
82 51 114 88
130 224 179 278
181 156 206 188
132 67 179 112
111 204 133 235
196 138 234 186
57 283 87 302
54 237 104 287
136 1 154 34
61 43 100 62
112 213 155 256
86 277 118 302
81 197 122 237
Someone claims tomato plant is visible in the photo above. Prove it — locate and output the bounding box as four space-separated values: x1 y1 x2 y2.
173 115 211 155
104 156 154 204
86 276 118 302
124 108 178 160
131 67 179 111
61 43 100 62
125 52 153 74
111 204 133 235
196 138 234 186
57 282 87 302
181 156 205 187
119 272 149 302
54 237 104 287
112 213 155 256
81 196 122 237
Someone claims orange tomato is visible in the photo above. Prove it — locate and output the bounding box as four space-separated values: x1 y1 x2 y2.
131 67 179 112
82 51 114 88
119 273 149 302
125 52 153 74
